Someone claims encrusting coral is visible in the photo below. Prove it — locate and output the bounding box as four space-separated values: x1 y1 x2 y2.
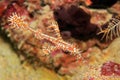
0 1 88 75
1 0 120 79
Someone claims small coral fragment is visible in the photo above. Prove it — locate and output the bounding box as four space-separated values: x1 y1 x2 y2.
101 61 120 76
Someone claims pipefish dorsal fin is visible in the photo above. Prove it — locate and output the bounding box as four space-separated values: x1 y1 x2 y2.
46 21 62 40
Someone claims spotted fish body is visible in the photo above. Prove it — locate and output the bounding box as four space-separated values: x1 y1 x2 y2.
8 12 82 59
